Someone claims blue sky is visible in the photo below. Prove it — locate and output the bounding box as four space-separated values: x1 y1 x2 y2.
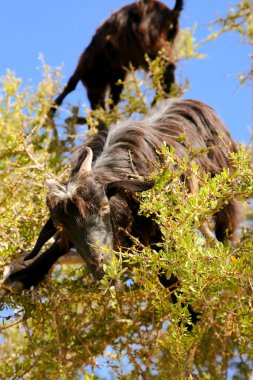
1 1 252 145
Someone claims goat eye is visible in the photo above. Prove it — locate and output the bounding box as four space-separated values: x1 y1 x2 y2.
56 224 64 232
101 203 110 213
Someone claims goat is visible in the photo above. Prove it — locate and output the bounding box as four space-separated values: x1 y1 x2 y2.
2 98 239 304
51 0 184 116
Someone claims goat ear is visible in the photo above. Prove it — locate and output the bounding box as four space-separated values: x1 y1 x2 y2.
106 179 155 198
46 180 68 208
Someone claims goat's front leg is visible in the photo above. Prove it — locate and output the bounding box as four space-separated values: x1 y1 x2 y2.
109 70 125 109
1 241 67 294
50 71 80 117
162 62 176 95
24 217 56 261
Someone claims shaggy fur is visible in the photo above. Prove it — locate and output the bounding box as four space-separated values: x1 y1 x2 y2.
71 98 239 243
2 98 239 295
73 98 237 178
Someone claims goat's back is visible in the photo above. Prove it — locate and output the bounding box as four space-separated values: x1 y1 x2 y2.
95 99 236 179
79 0 181 76
72 99 237 185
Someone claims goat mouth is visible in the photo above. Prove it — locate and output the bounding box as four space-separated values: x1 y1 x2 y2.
82 259 105 280
83 255 110 280
76 243 112 277
92 266 105 280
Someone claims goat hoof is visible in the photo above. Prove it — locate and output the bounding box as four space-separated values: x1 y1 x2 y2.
1 279 24 294
0 287 9 296
1 264 25 294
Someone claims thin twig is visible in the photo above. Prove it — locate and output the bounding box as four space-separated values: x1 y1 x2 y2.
184 343 197 379
0 319 23 332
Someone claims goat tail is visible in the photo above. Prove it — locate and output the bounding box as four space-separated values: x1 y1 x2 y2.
173 0 184 13
142 0 184 11
215 199 240 244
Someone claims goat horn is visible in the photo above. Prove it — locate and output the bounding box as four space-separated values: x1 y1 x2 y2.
79 147 93 174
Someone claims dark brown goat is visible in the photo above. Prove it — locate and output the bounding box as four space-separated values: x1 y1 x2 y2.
2 98 239 299
51 0 184 114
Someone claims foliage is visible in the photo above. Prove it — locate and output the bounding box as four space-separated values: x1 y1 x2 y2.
0 11 253 380
212 0 253 44
208 0 253 89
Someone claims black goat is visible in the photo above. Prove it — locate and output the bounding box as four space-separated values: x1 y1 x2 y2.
2 98 239 300
51 0 184 115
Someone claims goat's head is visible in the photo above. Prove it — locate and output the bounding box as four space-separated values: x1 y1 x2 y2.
47 148 154 279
